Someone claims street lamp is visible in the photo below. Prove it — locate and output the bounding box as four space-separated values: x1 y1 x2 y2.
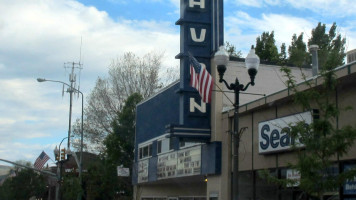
37 78 84 199
214 45 260 200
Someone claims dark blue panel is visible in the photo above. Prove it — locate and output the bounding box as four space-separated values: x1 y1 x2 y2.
135 82 180 161
201 142 222 175
148 157 158 182
151 141 158 156
136 82 180 143
132 162 138 185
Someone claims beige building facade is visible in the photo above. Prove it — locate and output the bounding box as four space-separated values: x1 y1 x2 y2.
206 61 356 200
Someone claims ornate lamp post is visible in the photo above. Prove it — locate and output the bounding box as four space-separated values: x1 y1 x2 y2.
214 45 260 200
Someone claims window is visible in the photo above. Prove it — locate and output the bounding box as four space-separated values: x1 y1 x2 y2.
139 143 152 160
157 140 162 154
255 169 279 200
157 138 173 154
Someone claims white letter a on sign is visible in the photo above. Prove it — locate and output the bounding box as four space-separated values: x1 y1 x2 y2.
189 0 205 9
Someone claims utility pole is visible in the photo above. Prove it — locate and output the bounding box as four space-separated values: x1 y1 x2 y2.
64 62 82 150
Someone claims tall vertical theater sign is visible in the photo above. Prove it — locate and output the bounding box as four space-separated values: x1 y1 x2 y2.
133 0 223 185
167 0 223 140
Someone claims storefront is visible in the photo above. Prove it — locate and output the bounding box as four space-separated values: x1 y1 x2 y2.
219 62 356 200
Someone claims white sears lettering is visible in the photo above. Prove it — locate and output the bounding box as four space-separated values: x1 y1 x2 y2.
189 0 205 9
190 98 206 113
190 28 206 42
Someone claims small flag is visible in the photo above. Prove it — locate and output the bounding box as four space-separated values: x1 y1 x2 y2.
34 151 50 170
188 53 214 103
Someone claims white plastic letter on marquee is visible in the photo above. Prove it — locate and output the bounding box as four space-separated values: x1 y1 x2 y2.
190 98 206 113
189 0 205 9
190 28 206 42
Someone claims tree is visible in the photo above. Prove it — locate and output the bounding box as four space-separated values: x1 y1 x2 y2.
308 22 346 70
105 93 142 165
78 93 142 200
278 43 287 65
61 173 82 200
83 159 119 200
72 52 178 152
288 33 308 67
262 60 356 199
255 31 279 63
0 168 47 199
103 93 142 199
225 41 242 58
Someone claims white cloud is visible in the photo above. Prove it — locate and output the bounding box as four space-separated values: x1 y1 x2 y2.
225 11 315 56
286 0 356 17
0 79 71 147
0 0 179 84
0 142 58 165
232 0 356 17
0 0 180 163
225 10 356 56
233 0 264 7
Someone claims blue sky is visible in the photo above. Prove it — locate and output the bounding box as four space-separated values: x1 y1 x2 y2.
0 0 355 166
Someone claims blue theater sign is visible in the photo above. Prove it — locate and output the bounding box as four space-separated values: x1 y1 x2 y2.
133 0 224 185
167 0 223 140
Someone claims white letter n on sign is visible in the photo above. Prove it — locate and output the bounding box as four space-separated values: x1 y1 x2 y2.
190 98 206 113
190 28 206 42
189 0 205 9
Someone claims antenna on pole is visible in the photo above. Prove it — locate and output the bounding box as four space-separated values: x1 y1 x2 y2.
79 36 83 64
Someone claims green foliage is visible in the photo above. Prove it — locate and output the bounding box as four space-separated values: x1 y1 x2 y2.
288 33 308 67
93 92 142 199
275 63 356 199
84 159 119 200
106 93 143 167
83 155 133 200
308 22 346 70
225 41 242 58
278 43 287 65
61 173 82 200
255 31 279 63
252 22 346 69
0 168 47 200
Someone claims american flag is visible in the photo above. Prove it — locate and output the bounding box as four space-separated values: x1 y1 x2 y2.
188 53 214 103
34 151 50 170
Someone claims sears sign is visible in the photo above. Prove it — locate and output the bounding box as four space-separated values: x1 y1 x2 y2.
258 111 312 154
